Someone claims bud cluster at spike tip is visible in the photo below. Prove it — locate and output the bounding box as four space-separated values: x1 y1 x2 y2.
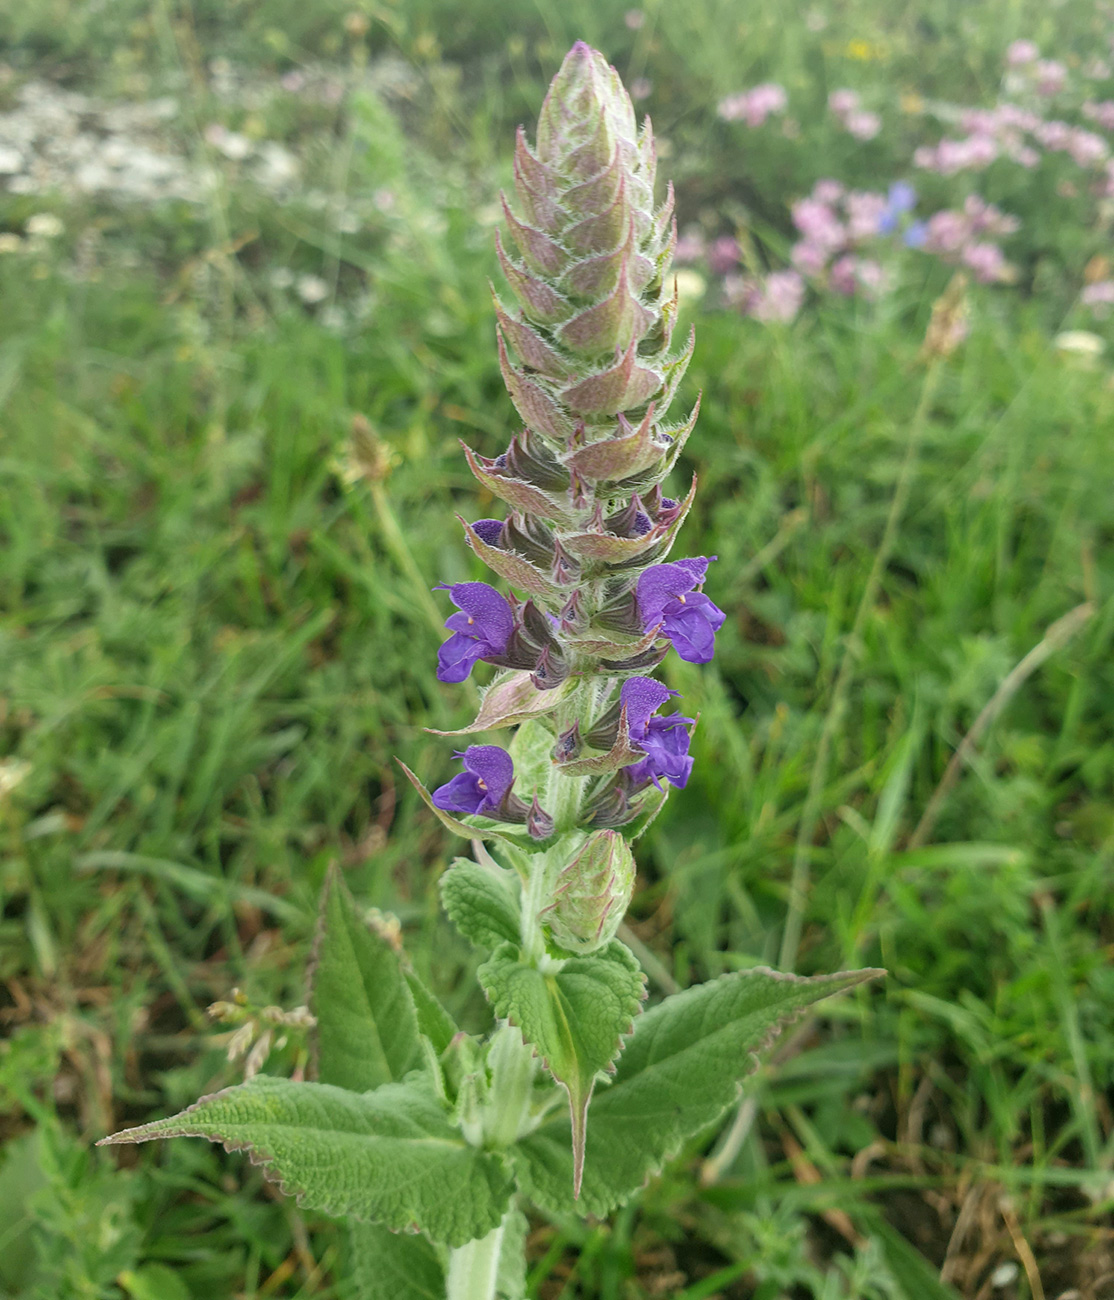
426 42 725 836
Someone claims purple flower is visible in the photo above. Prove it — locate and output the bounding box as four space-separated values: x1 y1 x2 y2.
619 677 694 790
627 714 694 790
435 581 514 683
432 745 515 816
637 557 726 664
878 181 916 234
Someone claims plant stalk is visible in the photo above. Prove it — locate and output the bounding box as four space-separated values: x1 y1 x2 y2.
446 1214 508 1300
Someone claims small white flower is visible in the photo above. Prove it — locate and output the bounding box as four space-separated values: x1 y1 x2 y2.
0 233 24 254
26 212 63 239
990 1262 1019 1288
296 273 329 304
0 757 31 794
1054 329 1105 357
0 145 24 174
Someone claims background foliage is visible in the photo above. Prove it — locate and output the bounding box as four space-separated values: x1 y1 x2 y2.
1 0 1113 1296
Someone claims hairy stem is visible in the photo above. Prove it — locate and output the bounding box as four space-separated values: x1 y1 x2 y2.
446 1214 508 1300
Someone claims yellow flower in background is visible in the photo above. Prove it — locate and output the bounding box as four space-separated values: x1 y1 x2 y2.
846 38 887 61
900 92 925 114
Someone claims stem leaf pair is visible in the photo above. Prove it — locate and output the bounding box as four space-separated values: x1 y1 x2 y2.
479 939 645 1196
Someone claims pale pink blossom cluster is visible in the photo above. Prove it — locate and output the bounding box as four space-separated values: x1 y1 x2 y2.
914 135 1002 174
1006 40 1040 67
909 197 1019 283
674 229 707 264
1083 100 1114 130
718 82 788 127
1032 120 1110 167
827 88 881 140
916 102 1109 175
724 268 805 322
1005 42 1068 94
1081 280 1114 317
787 180 899 295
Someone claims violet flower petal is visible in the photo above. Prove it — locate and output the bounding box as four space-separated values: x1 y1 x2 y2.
619 676 678 739
431 745 516 815
460 745 516 806
437 633 488 683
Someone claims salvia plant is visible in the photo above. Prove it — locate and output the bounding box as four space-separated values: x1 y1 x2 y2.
101 44 880 1300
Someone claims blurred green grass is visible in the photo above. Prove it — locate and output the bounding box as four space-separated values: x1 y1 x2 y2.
1 0 1113 1296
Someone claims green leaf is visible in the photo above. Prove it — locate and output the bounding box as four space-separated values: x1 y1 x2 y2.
345 1222 445 1300
405 969 458 1056
100 1076 514 1247
440 857 522 951
855 1209 963 1300
310 867 424 1091
514 966 882 1217
118 1265 191 1300
507 719 555 802
479 940 645 1196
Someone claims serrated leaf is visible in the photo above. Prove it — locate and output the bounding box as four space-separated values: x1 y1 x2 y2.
428 670 571 737
440 857 522 951
405 969 458 1056
513 967 882 1217
310 868 423 1092
100 1076 514 1247
479 940 645 1196
345 1222 445 1300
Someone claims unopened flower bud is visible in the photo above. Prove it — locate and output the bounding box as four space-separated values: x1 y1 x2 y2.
541 830 636 953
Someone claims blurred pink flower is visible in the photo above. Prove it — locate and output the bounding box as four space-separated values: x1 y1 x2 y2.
914 134 998 174
844 190 888 240
791 197 845 252
751 270 805 321
1082 280 1114 316
961 241 1009 282
844 110 882 140
791 240 830 276
1083 100 1114 130
708 235 741 274
813 178 845 204
829 255 859 295
624 8 645 28
674 229 707 264
923 210 970 253
963 196 1020 236
718 83 787 126
1006 40 1039 67
1067 129 1109 167
1034 60 1067 95
630 78 653 101
828 89 860 116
